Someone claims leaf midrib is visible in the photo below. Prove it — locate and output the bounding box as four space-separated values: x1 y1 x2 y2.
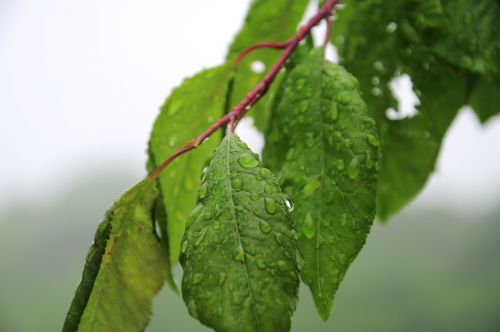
224 135 263 332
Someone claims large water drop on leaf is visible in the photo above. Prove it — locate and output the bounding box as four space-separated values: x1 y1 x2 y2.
238 153 259 168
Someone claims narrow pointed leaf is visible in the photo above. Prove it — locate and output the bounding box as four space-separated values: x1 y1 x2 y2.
63 180 167 332
148 65 233 264
227 0 310 132
264 49 380 319
63 211 112 332
180 134 300 332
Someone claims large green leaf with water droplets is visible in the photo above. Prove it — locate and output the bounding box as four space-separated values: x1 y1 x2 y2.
263 49 380 319
226 0 310 132
63 179 167 332
180 134 300 332
331 0 500 220
148 65 233 264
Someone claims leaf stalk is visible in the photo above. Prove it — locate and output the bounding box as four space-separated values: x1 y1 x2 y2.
149 0 338 181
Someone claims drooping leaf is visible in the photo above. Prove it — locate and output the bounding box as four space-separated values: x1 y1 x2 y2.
148 65 233 264
63 210 112 332
63 180 167 332
469 77 500 123
227 0 310 132
331 0 500 220
180 134 300 332
263 49 380 319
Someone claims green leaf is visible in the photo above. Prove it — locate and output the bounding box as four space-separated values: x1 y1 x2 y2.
227 0 310 132
263 49 380 319
63 210 112 332
180 134 300 332
331 0 499 220
63 180 167 332
148 65 233 264
428 0 500 83
469 77 500 123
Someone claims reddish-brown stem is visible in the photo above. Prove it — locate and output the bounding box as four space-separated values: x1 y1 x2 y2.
149 0 338 181
234 41 291 65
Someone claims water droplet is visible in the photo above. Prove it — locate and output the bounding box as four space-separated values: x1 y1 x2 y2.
251 60 265 73
192 273 203 285
250 193 260 201
265 198 277 214
371 76 380 85
264 184 274 195
371 87 382 96
260 168 272 176
329 103 338 121
296 251 304 270
238 153 259 168
275 233 283 245
340 213 348 226
195 228 208 247
277 260 288 271
255 259 266 270
386 21 397 33
305 136 315 148
365 152 375 169
181 240 188 253
347 157 360 179
284 195 294 212
367 134 380 147
299 101 308 113
218 272 226 286
302 212 315 239
336 159 345 171
169 138 177 147
212 221 221 230
198 183 208 199
232 178 243 191
303 177 320 195
259 220 272 234
374 61 385 72
233 246 245 262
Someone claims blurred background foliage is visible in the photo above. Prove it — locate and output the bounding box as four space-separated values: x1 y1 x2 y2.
1 170 499 332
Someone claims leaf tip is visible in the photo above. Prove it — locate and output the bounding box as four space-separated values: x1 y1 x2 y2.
313 293 333 321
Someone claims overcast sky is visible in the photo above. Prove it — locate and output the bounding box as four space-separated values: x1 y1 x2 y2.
1 0 500 218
